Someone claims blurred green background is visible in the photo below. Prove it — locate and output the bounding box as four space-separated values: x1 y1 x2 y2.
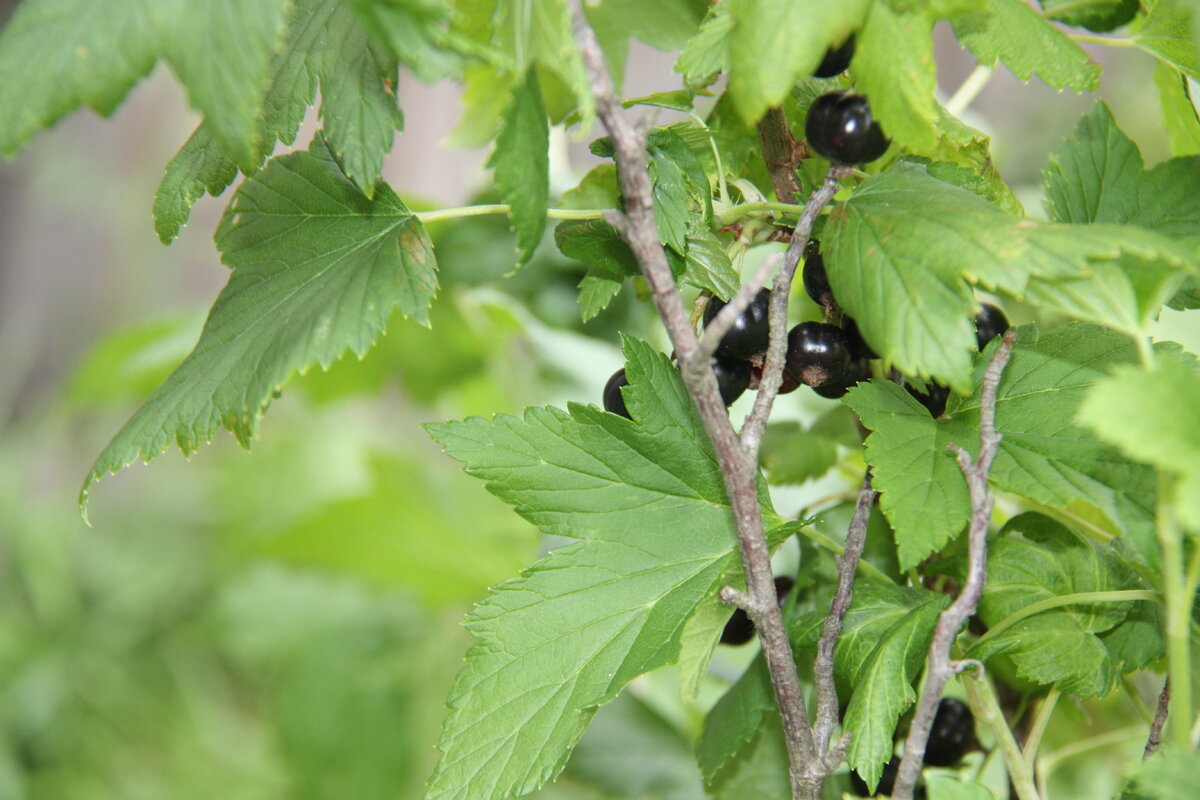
0 11 1196 799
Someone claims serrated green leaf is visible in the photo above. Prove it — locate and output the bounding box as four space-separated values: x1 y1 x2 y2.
586 0 708 52
681 223 739 300
1078 358 1200 531
153 124 240 244
1154 62 1200 156
345 0 462 81
707 714 791 800
0 0 159 158
966 513 1155 696
488 68 550 268
676 1 734 86
422 338 779 800
559 163 621 210
1136 0 1200 81
727 0 870 123
848 324 1165 569
155 0 292 171
578 272 625 322
696 658 774 786
759 407 859 485
951 0 1100 92
853 2 939 154
824 163 1194 389
792 579 949 789
1039 0 1138 32
81 137 437 511
926 775 999 800
1121 751 1200 800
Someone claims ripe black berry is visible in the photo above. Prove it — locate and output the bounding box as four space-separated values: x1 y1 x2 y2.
842 316 878 360
713 357 751 406
806 91 889 165
704 288 772 360
973 303 1009 351
906 381 949 418
813 357 870 399
814 35 855 78
802 247 834 309
720 577 795 646
849 757 926 798
924 698 975 767
603 369 631 419
785 322 851 388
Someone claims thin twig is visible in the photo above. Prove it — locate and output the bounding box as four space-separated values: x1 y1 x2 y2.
1144 677 1170 759
813 473 878 756
568 6 830 797
891 330 1017 800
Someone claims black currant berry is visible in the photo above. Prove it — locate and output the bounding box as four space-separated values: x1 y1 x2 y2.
973 303 1009 351
802 248 834 309
906 381 949 418
785 322 851 388
720 577 795 646
749 363 802 395
713 357 751 406
603 369 631 419
849 757 926 798
814 35 855 78
704 288 772 360
842 316 878 360
813 357 870 399
924 698 975 767
806 91 890 165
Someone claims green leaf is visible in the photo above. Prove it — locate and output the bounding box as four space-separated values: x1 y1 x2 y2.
726 0 869 123
81 138 437 511
792 579 949 789
966 513 1156 696
759 407 860 485
585 0 708 52
681 223 739 300
1078 358 1200 531
0 0 159 158
1039 0 1138 32
676 1 734 86
848 324 1165 570
153 124 240 244
155 0 292 171
853 2 939 154
927 775 999 800
1121 751 1200 800
1154 62 1200 157
951 0 1100 92
1136 0 1200 81
824 163 1194 389
696 658 774 786
422 338 778 800
706 715 791 800
488 69 550 268
345 0 462 81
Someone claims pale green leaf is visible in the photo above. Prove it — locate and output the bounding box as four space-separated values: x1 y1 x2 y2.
676 1 734 86
422 338 779 800
586 0 708 52
951 0 1100 92
0 0 158 157
1154 62 1200 156
1078 358 1200 531
1136 0 1200 81
1121 751 1200 800
854 2 939 154
759 408 860 485
927 775 999 800
681 223 739 300
488 68 550 268
727 0 870 123
81 138 437 511
156 0 292 171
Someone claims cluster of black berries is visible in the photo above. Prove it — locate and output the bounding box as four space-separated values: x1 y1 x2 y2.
805 34 891 167
906 303 1010 417
849 698 977 797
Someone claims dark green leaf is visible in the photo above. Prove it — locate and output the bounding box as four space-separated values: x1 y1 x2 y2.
696 658 774 786
488 69 550 268
153 124 240 244
1039 0 1138 32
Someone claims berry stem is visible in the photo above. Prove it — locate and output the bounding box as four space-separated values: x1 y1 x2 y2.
717 200 809 226
1068 33 1136 47
971 589 1158 653
413 204 611 224
965 670 1044 800
1157 469 1193 751
1022 686 1061 770
945 64 995 117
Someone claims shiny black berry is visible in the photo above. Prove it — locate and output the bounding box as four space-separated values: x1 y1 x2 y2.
849 756 926 798
924 698 975 767
906 381 949 418
603 369 631 419
713 357 751 406
803 247 834 309
785 322 851 388
814 35 855 78
720 577 795 646
813 357 870 399
842 316 878 360
704 288 771 360
806 91 889 165
973 303 1009 351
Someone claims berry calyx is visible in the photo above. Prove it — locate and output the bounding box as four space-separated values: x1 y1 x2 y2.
704 288 772 360
974 303 1010 351
802 246 834 309
785 322 851 388
813 357 870 399
814 35 855 78
720 577 796 646
713 357 751 406
806 91 890 165
924 697 975 767
603 369 631 419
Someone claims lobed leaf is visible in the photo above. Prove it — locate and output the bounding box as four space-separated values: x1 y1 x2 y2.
854 2 939 154
82 137 437 511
